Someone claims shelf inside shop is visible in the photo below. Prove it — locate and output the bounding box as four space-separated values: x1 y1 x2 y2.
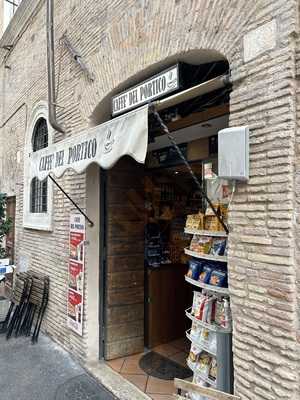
184 248 227 263
185 307 232 333
186 359 217 387
184 228 228 237
186 330 217 357
185 275 230 295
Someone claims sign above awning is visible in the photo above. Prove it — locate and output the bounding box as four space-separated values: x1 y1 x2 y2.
30 105 149 181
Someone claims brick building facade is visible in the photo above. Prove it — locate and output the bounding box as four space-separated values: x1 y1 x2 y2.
0 1 300 399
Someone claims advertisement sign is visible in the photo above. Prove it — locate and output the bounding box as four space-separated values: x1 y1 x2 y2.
67 214 85 335
112 65 179 116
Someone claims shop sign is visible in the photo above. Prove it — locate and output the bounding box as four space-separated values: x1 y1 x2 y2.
112 65 179 116
67 214 85 336
29 105 148 181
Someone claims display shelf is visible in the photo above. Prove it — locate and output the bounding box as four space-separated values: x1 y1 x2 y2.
184 248 227 263
186 359 217 387
185 307 232 333
185 275 230 295
186 330 217 357
184 228 227 237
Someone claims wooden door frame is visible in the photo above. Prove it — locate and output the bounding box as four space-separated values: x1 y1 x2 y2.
99 168 107 359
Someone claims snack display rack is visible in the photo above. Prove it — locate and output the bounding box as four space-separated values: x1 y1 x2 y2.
184 223 233 395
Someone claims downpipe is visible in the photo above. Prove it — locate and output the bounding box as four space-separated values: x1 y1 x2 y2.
46 0 65 133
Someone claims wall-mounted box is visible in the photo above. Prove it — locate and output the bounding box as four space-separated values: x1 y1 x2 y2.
218 126 249 181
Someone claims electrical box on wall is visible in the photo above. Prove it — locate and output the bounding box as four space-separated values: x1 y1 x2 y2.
218 126 249 181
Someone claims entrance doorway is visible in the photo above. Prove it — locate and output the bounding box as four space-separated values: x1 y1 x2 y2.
99 58 232 397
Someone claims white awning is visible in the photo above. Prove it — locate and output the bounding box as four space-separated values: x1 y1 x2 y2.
30 105 149 180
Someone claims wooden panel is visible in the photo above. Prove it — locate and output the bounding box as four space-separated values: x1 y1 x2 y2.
146 264 190 348
106 303 144 325
107 270 144 290
105 157 145 359
106 320 144 342
107 255 144 273
107 286 144 306
105 336 144 360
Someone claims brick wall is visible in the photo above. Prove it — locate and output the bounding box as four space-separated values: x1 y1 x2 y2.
0 0 299 398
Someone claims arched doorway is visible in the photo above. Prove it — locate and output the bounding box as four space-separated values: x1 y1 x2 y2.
88 49 233 397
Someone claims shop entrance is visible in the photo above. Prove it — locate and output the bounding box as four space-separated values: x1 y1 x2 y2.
100 58 233 397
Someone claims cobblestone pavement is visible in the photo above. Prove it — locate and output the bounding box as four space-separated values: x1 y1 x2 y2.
0 334 116 400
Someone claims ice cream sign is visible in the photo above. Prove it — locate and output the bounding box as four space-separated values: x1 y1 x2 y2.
112 64 179 116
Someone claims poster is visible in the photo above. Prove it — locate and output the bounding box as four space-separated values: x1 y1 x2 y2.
67 214 85 335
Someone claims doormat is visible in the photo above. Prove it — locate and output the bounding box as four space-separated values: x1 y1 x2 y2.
55 374 116 400
139 351 192 380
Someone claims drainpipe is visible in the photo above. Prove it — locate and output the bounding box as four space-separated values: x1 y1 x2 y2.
46 0 65 133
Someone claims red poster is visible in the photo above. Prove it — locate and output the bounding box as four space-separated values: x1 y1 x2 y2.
67 214 85 336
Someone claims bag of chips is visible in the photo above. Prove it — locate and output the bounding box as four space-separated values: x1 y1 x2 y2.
187 260 203 280
189 343 202 364
196 352 212 377
190 375 209 400
190 321 202 340
209 270 227 287
209 357 218 382
210 238 227 256
192 291 204 316
199 266 213 284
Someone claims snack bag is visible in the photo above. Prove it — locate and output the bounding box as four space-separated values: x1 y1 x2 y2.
210 238 227 256
196 352 211 377
214 299 225 327
189 343 202 364
198 266 213 284
196 295 208 320
209 270 227 287
187 260 203 280
200 328 210 343
190 321 202 340
192 291 204 316
209 357 218 382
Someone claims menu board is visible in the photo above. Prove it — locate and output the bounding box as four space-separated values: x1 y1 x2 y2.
67 214 85 336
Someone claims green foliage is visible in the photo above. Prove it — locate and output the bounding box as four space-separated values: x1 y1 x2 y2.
0 193 12 258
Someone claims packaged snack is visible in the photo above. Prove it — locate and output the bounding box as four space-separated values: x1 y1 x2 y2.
198 266 213 284
188 343 202 363
209 357 217 382
200 328 210 343
187 260 203 280
215 299 226 328
209 270 227 287
196 352 212 377
196 295 208 321
210 238 227 256
208 332 217 354
186 213 204 230
193 236 212 254
191 291 204 316
190 321 202 340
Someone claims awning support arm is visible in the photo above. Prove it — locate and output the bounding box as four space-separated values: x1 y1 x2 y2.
150 105 229 234
48 174 94 227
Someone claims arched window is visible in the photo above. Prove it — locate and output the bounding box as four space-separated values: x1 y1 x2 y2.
30 118 48 213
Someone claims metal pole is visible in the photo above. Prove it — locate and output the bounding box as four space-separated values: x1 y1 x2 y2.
48 174 94 227
46 0 65 133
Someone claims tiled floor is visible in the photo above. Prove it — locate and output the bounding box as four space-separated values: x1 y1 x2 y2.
106 338 190 400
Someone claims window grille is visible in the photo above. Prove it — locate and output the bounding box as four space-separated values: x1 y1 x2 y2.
30 118 48 213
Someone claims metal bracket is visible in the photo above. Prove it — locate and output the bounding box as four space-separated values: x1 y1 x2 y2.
48 174 94 227
60 34 95 82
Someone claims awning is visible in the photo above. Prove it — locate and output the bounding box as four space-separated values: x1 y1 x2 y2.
30 105 149 181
